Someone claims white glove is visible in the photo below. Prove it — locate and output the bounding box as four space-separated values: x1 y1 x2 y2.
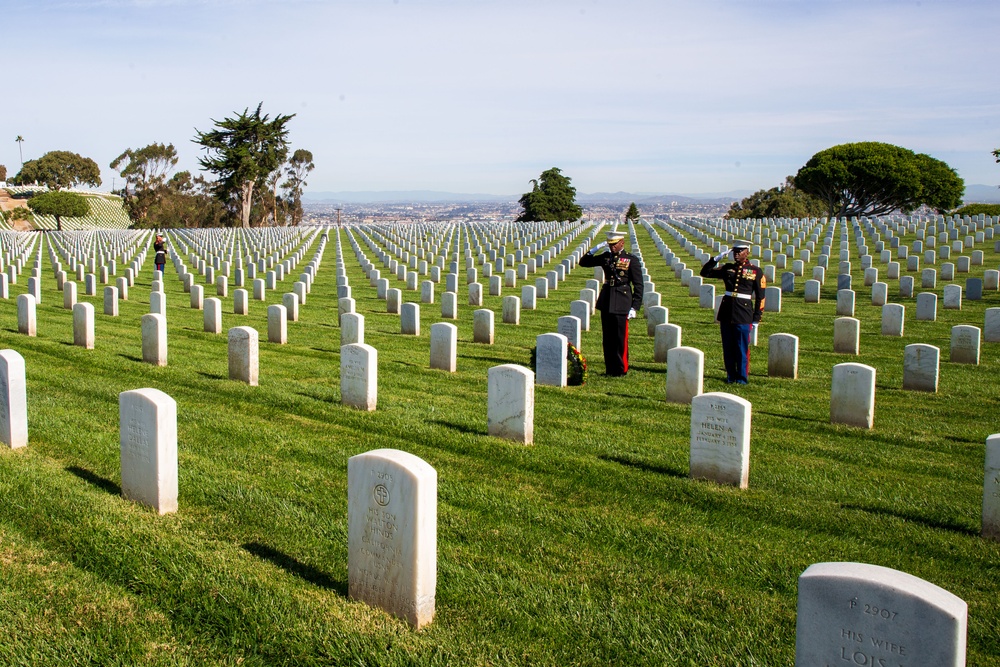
627 308 637 320
713 252 728 263
590 241 609 255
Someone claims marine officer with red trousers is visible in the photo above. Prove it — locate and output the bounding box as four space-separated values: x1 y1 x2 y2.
699 239 765 384
580 229 644 377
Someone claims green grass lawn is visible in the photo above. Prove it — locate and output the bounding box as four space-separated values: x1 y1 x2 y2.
0 221 998 666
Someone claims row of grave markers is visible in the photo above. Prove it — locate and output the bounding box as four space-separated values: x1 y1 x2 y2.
0 350 977 661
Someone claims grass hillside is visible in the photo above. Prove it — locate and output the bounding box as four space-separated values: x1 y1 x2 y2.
0 219 998 666
0 188 131 230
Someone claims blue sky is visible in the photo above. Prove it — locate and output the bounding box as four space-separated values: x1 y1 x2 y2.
2 0 998 196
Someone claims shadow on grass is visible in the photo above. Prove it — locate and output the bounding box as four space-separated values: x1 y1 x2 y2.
839 503 979 536
429 419 481 436
242 542 347 596
118 353 143 363
626 365 664 375
294 390 336 404
598 454 687 479
310 346 338 354
601 391 650 401
196 371 227 381
459 355 525 366
755 410 826 425
66 465 120 496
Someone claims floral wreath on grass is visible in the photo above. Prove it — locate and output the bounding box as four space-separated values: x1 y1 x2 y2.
529 341 588 386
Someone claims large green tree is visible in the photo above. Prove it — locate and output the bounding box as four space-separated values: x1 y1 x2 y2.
516 167 582 222
194 103 294 228
625 202 640 222
27 190 90 231
0 165 6 182
727 177 826 220
13 151 102 191
149 171 228 228
282 148 314 226
110 143 179 226
795 142 963 218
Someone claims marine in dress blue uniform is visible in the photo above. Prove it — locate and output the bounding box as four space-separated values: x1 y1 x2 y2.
579 230 644 376
699 240 766 384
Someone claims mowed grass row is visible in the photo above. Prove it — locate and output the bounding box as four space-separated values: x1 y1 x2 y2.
0 222 997 666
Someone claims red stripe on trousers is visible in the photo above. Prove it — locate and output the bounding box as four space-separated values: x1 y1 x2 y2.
623 320 629 372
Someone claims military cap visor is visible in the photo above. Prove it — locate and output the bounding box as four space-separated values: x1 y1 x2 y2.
731 240 752 250
605 231 625 242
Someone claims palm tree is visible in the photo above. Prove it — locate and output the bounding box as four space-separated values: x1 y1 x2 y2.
15 136 24 167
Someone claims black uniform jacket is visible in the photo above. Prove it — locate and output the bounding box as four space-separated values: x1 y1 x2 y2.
700 258 766 325
580 249 644 315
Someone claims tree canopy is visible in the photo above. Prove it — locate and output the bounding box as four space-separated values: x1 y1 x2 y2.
794 142 963 218
111 143 179 226
282 149 315 226
27 190 90 231
194 103 294 228
13 151 102 190
516 167 582 222
0 165 6 182
625 202 640 222
727 177 826 220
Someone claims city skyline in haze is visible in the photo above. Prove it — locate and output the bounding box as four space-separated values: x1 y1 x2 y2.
2 0 998 198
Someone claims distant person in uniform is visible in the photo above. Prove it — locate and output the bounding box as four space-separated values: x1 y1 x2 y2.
153 234 167 274
580 228 644 377
700 240 765 384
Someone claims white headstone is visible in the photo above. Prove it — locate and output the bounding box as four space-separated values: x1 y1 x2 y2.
983 433 1000 540
795 562 967 667
903 343 939 393
348 448 436 629
836 289 855 317
985 307 1000 343
949 325 980 365
204 297 222 334
282 292 299 322
429 322 457 372
63 281 77 310
0 349 28 449
831 362 875 429
556 315 580 350
502 295 521 324
943 284 962 310
341 343 377 410
104 286 119 316
653 323 682 363
768 333 798 379
190 283 204 310
119 388 178 515
268 304 287 344
441 292 458 320
666 346 703 404
16 293 36 336
401 302 421 336
73 302 95 349
521 285 536 310
234 288 249 315
881 303 904 337
689 392 751 488
535 333 567 387
141 313 167 366
473 309 494 344
228 326 259 385
834 317 860 355
341 312 365 346
386 288 402 314
487 364 534 444
647 305 668 337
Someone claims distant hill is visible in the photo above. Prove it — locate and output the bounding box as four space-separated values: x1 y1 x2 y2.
304 189 753 205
